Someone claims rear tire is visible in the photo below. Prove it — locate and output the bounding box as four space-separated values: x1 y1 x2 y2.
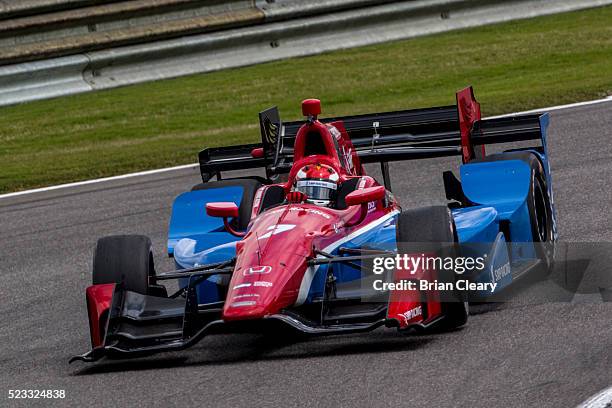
396 206 468 330
528 170 555 273
474 152 555 273
93 235 154 295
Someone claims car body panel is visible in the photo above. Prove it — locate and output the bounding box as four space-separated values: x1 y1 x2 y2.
167 187 243 255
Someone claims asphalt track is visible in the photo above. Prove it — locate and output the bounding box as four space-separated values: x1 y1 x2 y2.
0 101 611 408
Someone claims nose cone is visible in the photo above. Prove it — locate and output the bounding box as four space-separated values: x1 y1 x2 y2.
223 301 269 321
302 98 321 118
222 203 340 322
222 208 324 321
222 257 307 322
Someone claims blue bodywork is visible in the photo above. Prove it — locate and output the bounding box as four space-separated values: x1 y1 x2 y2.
167 114 555 303
168 186 243 302
450 114 556 293
167 186 243 257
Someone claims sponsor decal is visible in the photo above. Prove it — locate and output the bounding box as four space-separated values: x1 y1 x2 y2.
491 261 511 283
254 281 273 288
268 207 332 219
297 207 332 219
258 224 297 240
297 180 338 190
328 125 342 140
230 301 257 307
233 283 252 290
367 201 376 213
243 265 272 276
398 305 423 325
301 207 331 219
233 293 260 299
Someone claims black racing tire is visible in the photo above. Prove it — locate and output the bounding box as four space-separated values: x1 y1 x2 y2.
473 152 555 272
529 176 555 272
93 235 154 295
396 206 468 330
191 178 263 230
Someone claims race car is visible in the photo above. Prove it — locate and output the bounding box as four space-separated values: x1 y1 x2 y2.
71 87 556 363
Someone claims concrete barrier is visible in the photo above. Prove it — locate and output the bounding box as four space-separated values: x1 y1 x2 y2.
0 0 104 19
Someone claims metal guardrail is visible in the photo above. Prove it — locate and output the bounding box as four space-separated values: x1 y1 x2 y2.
0 0 103 20
0 0 611 107
0 0 260 65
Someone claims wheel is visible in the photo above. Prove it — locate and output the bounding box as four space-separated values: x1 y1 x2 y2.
474 152 555 272
528 168 555 272
191 178 263 230
93 235 154 295
396 206 468 330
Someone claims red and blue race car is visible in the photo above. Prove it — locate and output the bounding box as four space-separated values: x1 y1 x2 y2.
71 87 556 363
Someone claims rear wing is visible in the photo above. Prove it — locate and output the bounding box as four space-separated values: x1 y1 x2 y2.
198 87 549 185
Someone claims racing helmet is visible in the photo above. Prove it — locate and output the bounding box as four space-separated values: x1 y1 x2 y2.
293 163 339 207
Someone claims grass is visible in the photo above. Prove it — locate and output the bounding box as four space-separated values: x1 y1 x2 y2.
1 6 611 193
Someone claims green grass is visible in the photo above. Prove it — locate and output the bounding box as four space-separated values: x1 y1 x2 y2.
1 6 611 193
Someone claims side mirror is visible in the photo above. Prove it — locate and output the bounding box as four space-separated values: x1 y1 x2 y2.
345 186 386 207
344 186 386 228
205 202 245 237
206 202 238 218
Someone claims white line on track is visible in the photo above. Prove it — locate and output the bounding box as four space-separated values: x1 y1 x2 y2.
488 95 612 119
0 163 199 199
1 95 611 200
576 386 612 408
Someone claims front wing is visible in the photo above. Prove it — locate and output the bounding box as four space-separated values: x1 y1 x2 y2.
71 253 448 363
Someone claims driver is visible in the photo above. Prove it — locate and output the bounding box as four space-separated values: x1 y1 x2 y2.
293 163 340 207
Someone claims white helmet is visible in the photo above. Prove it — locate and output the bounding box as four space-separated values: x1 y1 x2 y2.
294 163 340 207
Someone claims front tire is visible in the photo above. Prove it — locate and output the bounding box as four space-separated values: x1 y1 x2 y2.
93 235 154 295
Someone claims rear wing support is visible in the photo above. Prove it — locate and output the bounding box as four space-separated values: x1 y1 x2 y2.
380 162 392 192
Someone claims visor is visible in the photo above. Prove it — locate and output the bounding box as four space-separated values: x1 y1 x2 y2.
296 179 337 201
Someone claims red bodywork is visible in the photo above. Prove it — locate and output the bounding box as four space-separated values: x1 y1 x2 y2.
386 255 443 329
225 101 396 320
82 99 448 348
85 283 115 348
223 100 443 328
457 86 484 163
